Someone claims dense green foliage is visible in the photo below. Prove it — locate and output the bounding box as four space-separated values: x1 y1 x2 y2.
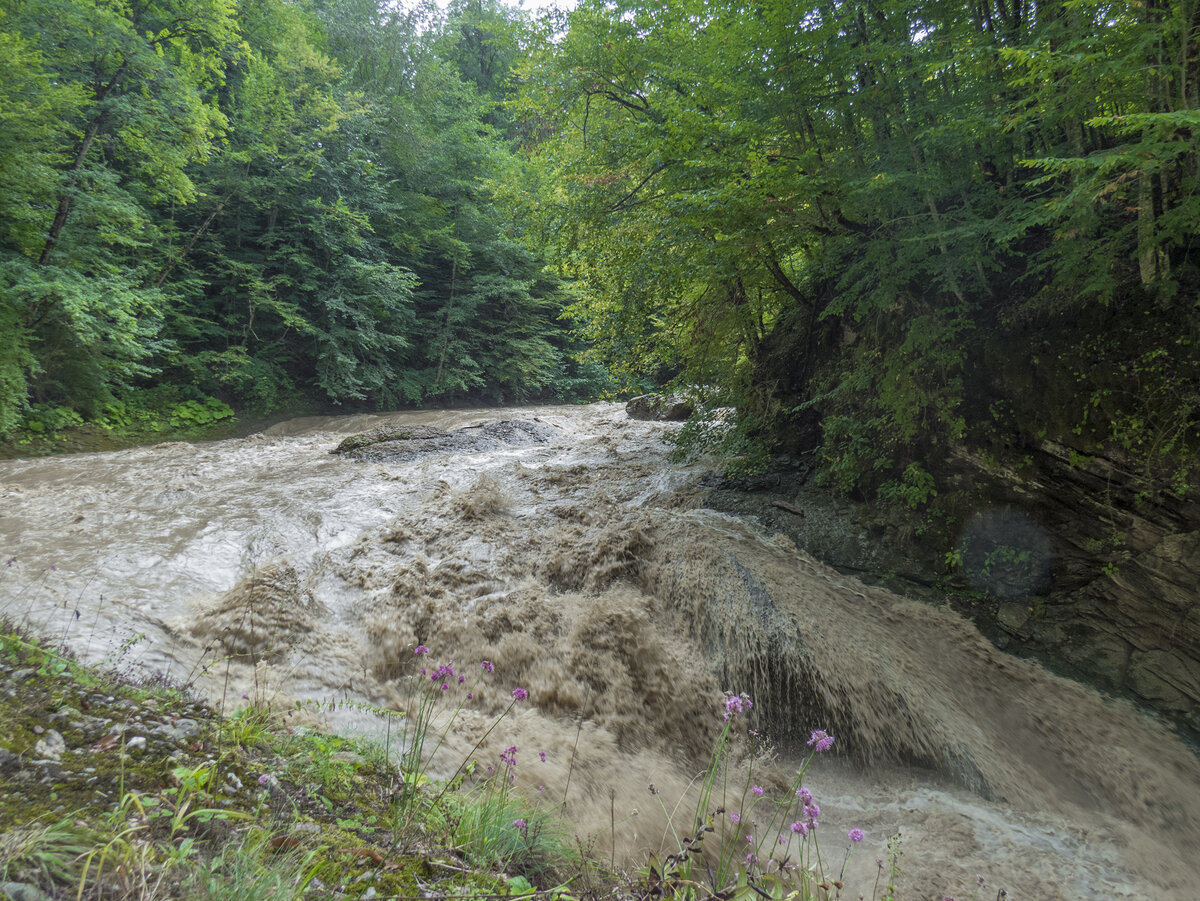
508 0 1200 495
5 0 1197 496
0 0 602 439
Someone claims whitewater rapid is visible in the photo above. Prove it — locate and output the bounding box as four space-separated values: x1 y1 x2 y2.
1 403 1197 899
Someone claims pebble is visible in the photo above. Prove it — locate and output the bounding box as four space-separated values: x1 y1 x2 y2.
33 729 66 762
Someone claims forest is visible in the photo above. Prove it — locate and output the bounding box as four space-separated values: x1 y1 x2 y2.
2 0 1199 502
0 0 606 442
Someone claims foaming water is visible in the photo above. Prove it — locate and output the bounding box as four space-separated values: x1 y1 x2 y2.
1 403 1197 898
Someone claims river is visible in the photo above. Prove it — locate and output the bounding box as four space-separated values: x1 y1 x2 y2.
1 403 1197 899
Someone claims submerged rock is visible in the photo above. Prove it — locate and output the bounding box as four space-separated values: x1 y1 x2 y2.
189 560 323 661
625 394 693 421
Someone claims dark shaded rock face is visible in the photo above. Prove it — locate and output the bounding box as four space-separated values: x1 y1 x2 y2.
625 394 693 421
943 442 1200 742
332 419 557 462
703 444 1200 745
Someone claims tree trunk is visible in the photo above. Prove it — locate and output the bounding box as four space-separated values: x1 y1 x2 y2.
38 117 102 265
433 256 459 393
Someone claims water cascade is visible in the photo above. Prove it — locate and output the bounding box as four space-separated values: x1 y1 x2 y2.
2 404 1197 898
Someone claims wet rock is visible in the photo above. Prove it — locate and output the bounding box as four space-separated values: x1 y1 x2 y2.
333 419 557 463
996 602 1032 634
0 748 19 773
151 718 201 742
0 881 53 901
331 424 451 454
32 729 65 762
1128 650 1200 713
625 393 693 421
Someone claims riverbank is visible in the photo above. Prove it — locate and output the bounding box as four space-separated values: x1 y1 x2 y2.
0 620 573 901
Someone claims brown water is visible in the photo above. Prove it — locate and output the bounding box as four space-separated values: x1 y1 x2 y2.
1 403 1197 899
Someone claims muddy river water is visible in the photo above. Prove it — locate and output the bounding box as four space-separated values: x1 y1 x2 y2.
2 403 1198 899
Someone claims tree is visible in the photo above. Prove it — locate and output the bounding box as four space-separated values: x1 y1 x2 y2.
509 0 1200 490
0 0 239 421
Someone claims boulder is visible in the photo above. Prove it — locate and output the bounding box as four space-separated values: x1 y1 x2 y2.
332 419 557 462
625 394 693 421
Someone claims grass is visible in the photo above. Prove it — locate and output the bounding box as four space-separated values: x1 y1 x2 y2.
0 622 569 901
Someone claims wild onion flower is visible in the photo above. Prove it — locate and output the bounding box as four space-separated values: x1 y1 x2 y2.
730 812 741 824
722 691 752 722
807 730 834 752
512 688 528 701
414 645 430 656
790 821 807 836
481 660 494 673
849 828 864 843
501 745 519 768
538 750 547 762
751 785 764 796
804 800 820 830
797 786 813 804
513 818 527 833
